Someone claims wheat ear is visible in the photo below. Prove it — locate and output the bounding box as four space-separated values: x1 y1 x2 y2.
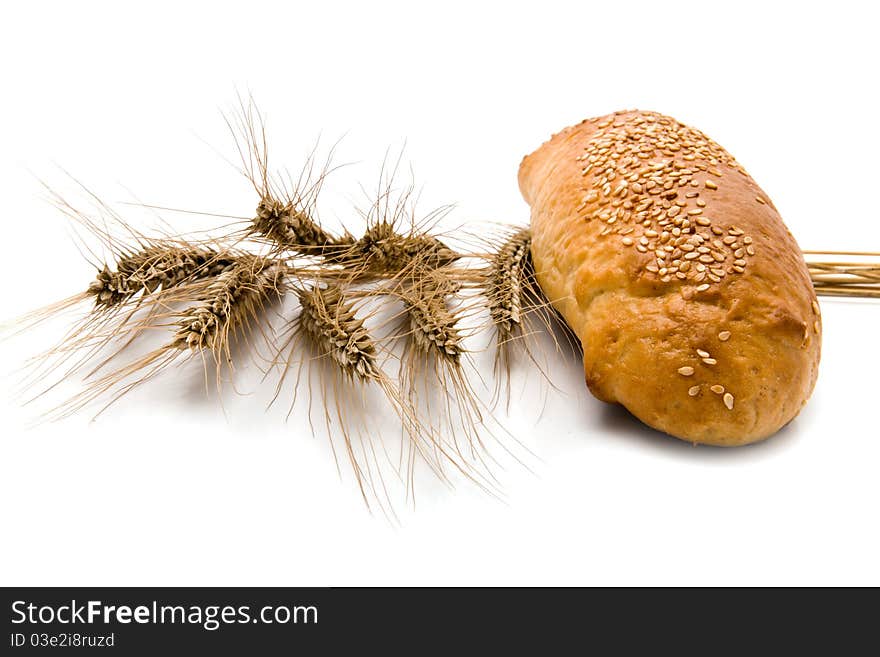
292 284 379 380
252 195 355 259
392 270 512 498
223 95 355 260
458 226 578 409
14 238 243 407
171 255 286 366
322 154 461 284
89 245 238 308
45 255 285 422
271 282 401 515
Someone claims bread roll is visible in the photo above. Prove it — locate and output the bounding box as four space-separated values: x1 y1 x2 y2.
519 110 820 446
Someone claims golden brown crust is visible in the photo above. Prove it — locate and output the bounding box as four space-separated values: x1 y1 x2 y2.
519 110 820 446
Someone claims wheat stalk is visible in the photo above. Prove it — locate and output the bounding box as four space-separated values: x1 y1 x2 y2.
804 251 880 299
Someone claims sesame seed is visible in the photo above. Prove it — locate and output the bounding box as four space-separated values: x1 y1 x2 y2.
621 237 634 246
746 245 756 256
723 393 734 410
572 112 756 277
678 366 695 376
718 331 731 341
702 358 717 365
696 349 710 358
696 283 710 292
710 384 725 394
812 300 820 315
688 385 701 397
755 196 766 204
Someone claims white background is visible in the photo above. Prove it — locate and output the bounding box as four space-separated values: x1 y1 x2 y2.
2 0 878 585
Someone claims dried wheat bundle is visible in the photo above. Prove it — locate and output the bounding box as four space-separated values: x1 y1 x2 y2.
8 109 548 513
